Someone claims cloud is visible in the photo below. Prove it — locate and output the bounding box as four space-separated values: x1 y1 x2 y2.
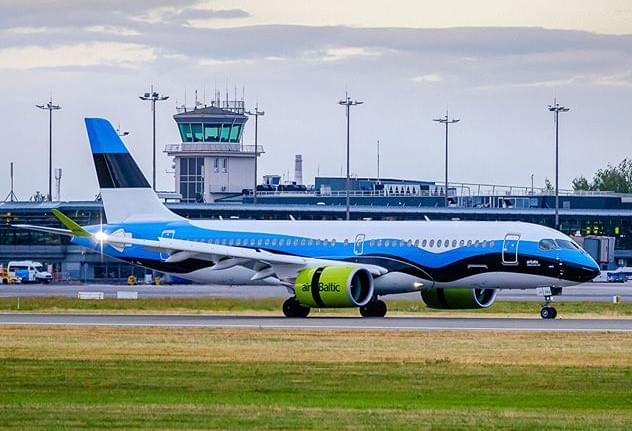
0 42 157 69
85 26 142 36
412 73 444 83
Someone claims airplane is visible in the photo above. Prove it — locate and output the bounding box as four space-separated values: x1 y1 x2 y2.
15 118 601 319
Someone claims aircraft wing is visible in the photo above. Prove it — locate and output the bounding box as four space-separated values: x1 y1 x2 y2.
104 234 388 281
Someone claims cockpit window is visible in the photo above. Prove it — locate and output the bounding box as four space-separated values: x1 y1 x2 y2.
538 239 558 251
555 239 579 250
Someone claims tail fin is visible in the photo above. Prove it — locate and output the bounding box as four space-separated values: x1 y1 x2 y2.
85 118 181 223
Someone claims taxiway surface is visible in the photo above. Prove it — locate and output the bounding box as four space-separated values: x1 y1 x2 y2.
0 313 630 332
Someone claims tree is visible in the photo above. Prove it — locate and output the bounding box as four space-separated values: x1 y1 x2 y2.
572 176 591 191
573 158 632 193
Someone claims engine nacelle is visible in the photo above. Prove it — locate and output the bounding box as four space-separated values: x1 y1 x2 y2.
295 266 374 307
421 288 497 309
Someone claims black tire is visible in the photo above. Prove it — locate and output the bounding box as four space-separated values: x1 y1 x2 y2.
540 307 552 319
360 300 387 318
374 300 387 318
283 297 310 318
549 307 558 319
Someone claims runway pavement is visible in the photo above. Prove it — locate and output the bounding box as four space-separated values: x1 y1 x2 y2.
1 282 630 302
1 313 631 332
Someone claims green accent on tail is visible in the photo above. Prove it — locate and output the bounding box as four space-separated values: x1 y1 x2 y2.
51 209 91 237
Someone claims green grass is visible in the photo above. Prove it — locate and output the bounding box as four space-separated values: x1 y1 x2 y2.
0 296 631 317
0 358 630 430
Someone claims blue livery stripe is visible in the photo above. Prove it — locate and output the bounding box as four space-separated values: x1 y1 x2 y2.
85 118 128 154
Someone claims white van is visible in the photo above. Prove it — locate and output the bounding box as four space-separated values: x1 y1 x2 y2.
7 261 53 284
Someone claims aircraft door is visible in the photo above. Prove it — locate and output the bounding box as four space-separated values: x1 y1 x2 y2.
160 229 175 260
502 233 520 265
354 234 365 255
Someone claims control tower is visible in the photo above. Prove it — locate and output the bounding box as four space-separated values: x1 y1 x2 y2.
164 98 263 202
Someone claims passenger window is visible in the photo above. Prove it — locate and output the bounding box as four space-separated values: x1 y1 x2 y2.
377 240 383 247
414 239 419 247
257 239 263 246
293 239 299 246
474 240 479 247
452 240 457 248
264 239 270 246
429 239 434 247
344 239 349 246
407 240 413 247
235 238 241 246
422 239 427 247
300 239 306 246
467 240 472 246
482 240 487 248
539 239 557 251
437 240 442 247
308 239 313 246
331 239 337 246
459 240 465 247
369 240 375 247
316 239 321 246
444 239 449 247
271 239 277 246
489 240 495 248
279 239 285 246
385 240 391 247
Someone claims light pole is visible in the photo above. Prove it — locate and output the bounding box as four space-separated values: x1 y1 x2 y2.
338 93 364 221
548 100 570 230
433 111 460 207
139 86 169 191
36 98 61 201
246 105 264 204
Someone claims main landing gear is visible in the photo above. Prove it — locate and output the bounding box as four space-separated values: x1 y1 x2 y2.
282 297 310 318
360 298 387 318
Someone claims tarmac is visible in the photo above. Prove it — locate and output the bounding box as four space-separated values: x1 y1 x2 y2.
0 313 631 332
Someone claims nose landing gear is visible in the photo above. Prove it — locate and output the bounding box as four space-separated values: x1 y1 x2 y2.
537 287 562 319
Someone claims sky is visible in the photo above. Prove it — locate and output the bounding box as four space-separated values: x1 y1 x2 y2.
0 0 631 200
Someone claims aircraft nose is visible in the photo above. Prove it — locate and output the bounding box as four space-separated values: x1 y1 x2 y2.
581 258 601 282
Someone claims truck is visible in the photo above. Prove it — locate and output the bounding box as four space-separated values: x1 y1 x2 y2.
7 261 53 284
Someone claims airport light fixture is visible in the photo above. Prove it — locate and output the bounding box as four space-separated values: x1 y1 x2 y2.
139 86 169 190
339 94 364 221
246 106 265 204
433 111 460 208
36 98 61 201
548 100 570 230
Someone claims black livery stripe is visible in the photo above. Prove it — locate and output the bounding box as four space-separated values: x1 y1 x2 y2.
311 267 326 307
93 153 150 188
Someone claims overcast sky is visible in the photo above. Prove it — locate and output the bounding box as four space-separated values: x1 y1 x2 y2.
1 0 631 200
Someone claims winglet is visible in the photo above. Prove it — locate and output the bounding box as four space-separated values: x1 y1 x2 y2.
51 209 91 237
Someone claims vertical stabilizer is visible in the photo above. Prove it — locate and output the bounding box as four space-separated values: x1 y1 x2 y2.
85 118 182 223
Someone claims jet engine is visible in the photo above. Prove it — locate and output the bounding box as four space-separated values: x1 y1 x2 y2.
421 288 497 309
295 266 374 307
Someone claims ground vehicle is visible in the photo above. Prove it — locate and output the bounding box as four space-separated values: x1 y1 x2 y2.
0 269 21 284
7 261 52 284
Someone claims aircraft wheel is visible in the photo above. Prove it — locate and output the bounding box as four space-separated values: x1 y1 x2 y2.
360 299 387 318
540 306 557 319
283 297 310 318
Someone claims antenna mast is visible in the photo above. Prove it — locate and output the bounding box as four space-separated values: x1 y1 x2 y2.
4 162 18 202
